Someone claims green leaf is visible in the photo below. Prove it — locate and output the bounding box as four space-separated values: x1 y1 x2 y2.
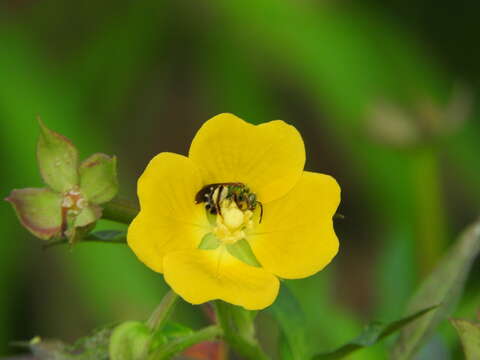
313 305 437 359
267 285 308 360
227 239 261 267
37 119 79 192
88 229 126 241
109 321 152 360
198 232 221 250
391 220 480 359
5 188 62 240
79 153 118 204
450 319 480 360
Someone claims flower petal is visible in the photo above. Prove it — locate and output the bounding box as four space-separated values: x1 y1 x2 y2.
6 188 62 240
164 248 280 310
188 113 305 203
249 171 340 279
127 153 209 273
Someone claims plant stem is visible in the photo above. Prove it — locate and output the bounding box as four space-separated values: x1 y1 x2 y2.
42 234 126 249
148 325 223 360
147 291 179 331
214 301 270 360
102 198 139 224
411 147 447 275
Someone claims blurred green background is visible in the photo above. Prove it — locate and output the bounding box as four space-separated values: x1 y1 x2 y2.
1 1 479 359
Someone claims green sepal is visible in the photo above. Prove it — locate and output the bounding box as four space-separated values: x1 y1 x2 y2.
74 204 102 227
62 204 101 244
109 321 155 360
66 219 97 245
5 188 62 240
108 321 189 360
161 322 194 340
451 318 480 360
79 153 118 204
37 119 79 193
198 232 221 250
227 239 261 267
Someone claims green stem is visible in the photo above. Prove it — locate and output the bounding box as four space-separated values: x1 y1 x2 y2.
411 147 447 275
139 291 179 360
214 301 270 360
42 234 126 249
102 198 139 224
148 325 222 360
147 291 179 331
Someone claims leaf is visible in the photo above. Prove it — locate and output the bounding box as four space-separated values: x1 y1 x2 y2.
5 188 62 240
267 285 308 360
85 230 127 244
37 119 79 193
79 153 118 204
313 305 437 359
391 220 480 359
450 319 480 360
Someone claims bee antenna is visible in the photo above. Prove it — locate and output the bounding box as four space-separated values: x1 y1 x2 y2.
258 202 264 224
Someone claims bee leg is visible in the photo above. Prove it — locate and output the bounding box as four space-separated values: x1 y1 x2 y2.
233 193 241 209
215 198 222 218
258 202 264 224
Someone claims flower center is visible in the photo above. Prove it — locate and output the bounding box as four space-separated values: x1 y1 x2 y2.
212 199 253 245
62 188 87 216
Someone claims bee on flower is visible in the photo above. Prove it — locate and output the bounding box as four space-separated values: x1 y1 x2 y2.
128 113 340 310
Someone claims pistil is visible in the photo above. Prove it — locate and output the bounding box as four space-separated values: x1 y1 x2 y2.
213 200 253 245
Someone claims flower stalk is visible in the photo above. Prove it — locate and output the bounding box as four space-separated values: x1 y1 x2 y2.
102 198 139 225
146 290 179 331
214 301 270 360
147 325 223 360
412 146 447 275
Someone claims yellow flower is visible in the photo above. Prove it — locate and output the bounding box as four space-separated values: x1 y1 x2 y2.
128 114 340 310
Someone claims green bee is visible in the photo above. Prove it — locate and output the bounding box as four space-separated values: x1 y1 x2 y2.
195 183 263 223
